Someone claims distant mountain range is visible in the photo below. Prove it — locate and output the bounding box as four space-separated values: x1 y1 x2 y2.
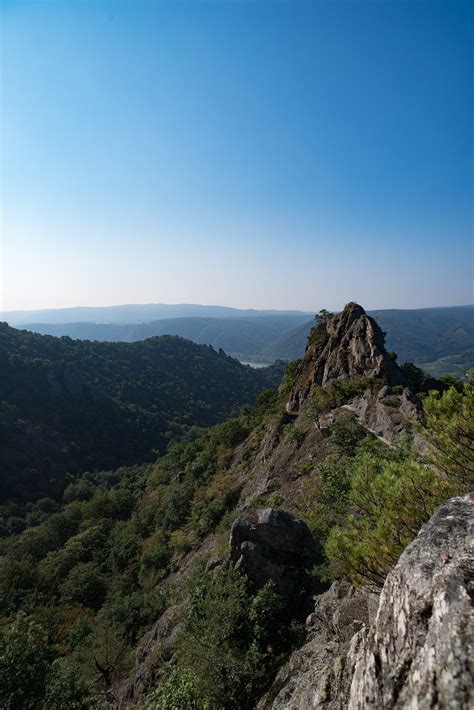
3 303 473 377
1 303 312 325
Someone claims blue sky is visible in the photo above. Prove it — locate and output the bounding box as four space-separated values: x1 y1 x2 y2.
1 0 472 312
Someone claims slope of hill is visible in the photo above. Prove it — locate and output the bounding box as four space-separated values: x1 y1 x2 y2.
371 305 474 362
17 305 474 377
0 323 282 502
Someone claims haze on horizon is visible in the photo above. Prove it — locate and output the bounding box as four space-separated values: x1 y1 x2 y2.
1 0 472 313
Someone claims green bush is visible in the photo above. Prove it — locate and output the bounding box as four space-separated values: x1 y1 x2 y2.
325 455 459 589
422 380 474 488
0 613 87 709
169 567 303 709
147 667 207 710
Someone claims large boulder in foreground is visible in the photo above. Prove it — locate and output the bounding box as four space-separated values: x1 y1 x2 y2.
257 494 474 709
349 492 474 708
230 508 321 597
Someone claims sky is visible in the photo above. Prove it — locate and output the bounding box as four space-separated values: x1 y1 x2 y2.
0 0 472 313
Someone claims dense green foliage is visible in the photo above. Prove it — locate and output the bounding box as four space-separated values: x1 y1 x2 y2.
0 391 281 707
0 323 282 502
0 613 87 710
148 567 303 710
20 315 310 357
422 377 474 487
1 322 472 709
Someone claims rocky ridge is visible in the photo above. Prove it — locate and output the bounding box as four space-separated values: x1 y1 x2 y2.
121 304 458 706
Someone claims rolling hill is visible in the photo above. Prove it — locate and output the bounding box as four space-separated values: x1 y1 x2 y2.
0 323 282 502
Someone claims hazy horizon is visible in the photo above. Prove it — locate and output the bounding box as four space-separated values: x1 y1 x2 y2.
1 0 472 312
2 299 474 322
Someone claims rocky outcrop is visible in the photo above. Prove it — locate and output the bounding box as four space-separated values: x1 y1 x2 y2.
230 508 321 597
119 605 182 703
257 581 378 710
258 494 474 709
350 492 474 709
286 303 406 415
346 384 424 447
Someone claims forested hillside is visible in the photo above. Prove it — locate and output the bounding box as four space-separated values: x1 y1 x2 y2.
0 324 282 503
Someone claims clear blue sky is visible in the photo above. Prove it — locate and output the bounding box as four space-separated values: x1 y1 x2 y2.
1 0 472 312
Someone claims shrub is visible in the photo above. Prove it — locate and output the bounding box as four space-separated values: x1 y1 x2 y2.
422 381 474 488
279 360 301 398
325 455 459 590
283 424 307 445
0 613 86 709
59 561 106 610
147 667 207 710
173 567 303 709
139 531 171 586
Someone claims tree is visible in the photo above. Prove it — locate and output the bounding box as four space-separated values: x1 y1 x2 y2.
0 613 86 709
422 380 474 488
325 454 458 590
315 309 332 327
0 613 51 709
147 667 206 710
306 385 331 430
177 566 251 707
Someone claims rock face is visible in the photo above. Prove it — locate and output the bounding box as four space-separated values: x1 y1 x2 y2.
286 303 406 415
257 581 378 710
230 508 321 597
350 493 474 709
346 384 424 447
258 494 474 709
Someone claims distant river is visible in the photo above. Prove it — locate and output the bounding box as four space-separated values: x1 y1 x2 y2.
240 361 271 369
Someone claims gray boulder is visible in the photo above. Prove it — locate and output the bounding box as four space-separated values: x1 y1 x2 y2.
230 508 321 597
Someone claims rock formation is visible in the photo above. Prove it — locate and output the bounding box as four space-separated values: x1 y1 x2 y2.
230 508 321 597
256 580 377 709
286 303 406 415
258 494 474 709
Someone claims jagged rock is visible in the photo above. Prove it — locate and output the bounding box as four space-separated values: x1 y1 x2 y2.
346 385 423 446
258 494 474 709
349 493 474 709
257 581 377 709
286 303 406 415
230 508 321 597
